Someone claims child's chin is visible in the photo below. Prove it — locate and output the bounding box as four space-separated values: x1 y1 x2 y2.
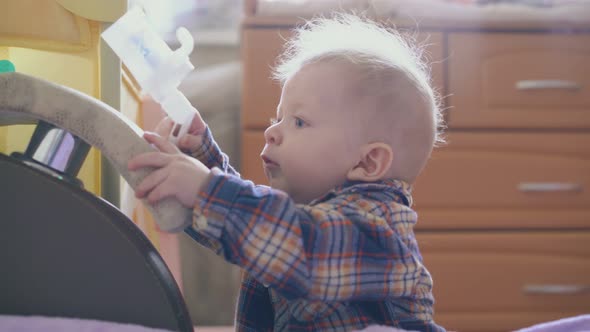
268 179 292 196
267 178 284 190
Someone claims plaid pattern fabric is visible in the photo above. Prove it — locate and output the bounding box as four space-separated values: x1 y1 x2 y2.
190 126 239 177
185 128 445 332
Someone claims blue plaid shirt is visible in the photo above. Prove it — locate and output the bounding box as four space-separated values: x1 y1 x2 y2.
185 128 444 332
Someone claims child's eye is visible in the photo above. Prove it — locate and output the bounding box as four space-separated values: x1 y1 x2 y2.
294 117 306 128
269 117 279 126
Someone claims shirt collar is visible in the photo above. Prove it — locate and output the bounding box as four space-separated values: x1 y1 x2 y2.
313 179 413 207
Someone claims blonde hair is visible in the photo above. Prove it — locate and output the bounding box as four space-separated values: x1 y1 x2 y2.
273 14 445 181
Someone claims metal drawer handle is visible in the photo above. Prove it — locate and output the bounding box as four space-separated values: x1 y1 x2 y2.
518 182 583 193
516 79 581 91
524 284 590 295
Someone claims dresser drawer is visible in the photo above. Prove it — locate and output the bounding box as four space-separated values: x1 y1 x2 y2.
448 33 590 129
414 133 590 229
419 231 590 332
242 29 445 129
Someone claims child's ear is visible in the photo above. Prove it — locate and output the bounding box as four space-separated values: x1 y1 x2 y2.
347 142 393 182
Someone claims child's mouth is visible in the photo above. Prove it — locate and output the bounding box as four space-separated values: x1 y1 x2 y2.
261 155 279 167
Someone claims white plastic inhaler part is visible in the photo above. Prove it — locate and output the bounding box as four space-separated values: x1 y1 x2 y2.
161 27 196 144
161 90 195 144
101 6 197 144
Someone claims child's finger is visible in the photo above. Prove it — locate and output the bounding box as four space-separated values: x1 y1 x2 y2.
144 131 179 154
147 182 174 204
128 152 171 170
135 167 168 199
154 117 174 136
179 135 203 152
188 113 206 135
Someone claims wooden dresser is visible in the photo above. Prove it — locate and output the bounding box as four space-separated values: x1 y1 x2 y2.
239 11 590 332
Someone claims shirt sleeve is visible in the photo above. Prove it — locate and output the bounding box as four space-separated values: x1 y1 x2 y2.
189 126 239 177
185 168 424 302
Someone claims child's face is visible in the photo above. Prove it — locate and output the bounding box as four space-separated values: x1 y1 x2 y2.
261 61 368 203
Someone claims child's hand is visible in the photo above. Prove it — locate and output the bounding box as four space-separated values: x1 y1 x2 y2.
128 131 211 208
154 114 207 153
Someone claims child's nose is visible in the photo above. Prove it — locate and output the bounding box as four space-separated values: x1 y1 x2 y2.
264 124 282 145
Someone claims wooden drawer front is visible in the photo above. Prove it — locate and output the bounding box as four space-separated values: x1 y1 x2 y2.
242 30 445 129
242 28 292 129
448 33 590 129
419 231 590 332
241 130 267 184
414 133 590 229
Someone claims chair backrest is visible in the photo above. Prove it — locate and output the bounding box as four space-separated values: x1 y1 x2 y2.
0 153 193 332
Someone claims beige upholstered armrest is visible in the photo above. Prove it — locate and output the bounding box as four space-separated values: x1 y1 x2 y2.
0 72 190 232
